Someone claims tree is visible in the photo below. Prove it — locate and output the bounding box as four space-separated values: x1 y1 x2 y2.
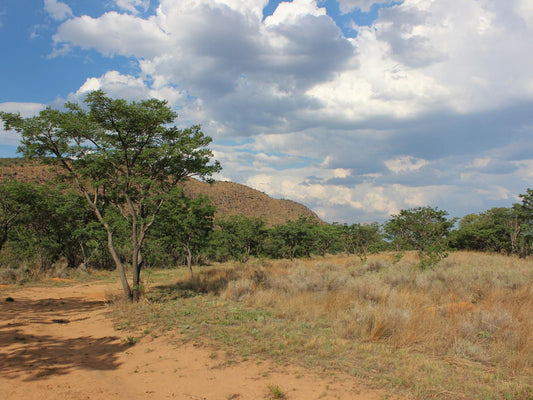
148 188 215 276
341 222 382 262
18 185 95 270
0 181 102 272
384 206 456 268
215 215 267 263
1 91 221 300
513 188 533 257
266 216 316 260
450 207 517 254
0 180 37 254
311 223 342 257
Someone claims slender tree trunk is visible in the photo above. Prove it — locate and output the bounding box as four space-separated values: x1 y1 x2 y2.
508 219 520 255
107 229 132 301
75 179 133 301
186 244 193 279
132 245 142 302
0 230 7 254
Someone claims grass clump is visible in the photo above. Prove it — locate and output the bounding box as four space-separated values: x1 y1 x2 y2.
268 384 286 399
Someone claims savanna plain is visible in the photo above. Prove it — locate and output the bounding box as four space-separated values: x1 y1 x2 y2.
1 251 532 400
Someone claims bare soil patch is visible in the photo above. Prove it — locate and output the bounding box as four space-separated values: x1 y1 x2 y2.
0 281 403 400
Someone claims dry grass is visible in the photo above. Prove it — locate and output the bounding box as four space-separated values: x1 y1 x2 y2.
111 252 533 400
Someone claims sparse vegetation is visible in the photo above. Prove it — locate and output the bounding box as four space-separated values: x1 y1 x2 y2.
122 335 138 345
110 252 533 400
268 384 286 399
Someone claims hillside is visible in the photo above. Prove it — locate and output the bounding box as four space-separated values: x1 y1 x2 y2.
0 158 320 225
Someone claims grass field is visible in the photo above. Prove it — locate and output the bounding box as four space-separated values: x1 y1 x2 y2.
110 251 533 400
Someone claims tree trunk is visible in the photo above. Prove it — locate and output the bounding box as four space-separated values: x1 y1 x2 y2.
107 230 132 301
0 230 7 254
186 244 193 279
76 183 133 301
132 245 142 302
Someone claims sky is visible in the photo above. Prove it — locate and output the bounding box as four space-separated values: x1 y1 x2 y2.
1 0 533 223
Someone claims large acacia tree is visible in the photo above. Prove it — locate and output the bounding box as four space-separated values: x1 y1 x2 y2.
1 91 221 300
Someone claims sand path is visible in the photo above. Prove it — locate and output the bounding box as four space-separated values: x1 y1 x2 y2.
0 281 403 400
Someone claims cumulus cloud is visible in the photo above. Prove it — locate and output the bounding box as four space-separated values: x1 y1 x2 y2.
44 0 73 21
53 12 169 58
35 0 533 222
309 0 533 123
74 71 152 99
53 0 352 130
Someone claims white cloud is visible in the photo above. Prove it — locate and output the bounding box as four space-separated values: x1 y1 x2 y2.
242 162 457 222
309 0 533 122
0 102 46 146
385 156 429 174
467 158 491 169
44 0 73 21
515 0 533 27
475 186 512 201
53 12 169 58
113 0 150 15
0 102 46 117
75 71 150 98
513 160 533 180
333 168 351 178
69 71 190 114
264 0 326 25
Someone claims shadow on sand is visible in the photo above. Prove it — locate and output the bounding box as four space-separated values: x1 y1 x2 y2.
0 296 125 381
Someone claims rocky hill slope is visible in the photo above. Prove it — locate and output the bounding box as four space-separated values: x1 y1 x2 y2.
0 158 320 225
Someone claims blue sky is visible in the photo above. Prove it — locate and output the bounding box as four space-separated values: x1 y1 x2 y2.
1 0 533 223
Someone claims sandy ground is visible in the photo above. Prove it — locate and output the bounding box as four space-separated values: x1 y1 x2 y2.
0 281 405 400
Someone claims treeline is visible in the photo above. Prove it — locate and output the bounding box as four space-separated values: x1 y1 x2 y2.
2 179 532 280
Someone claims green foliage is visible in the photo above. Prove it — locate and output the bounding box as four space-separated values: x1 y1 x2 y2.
0 180 39 253
213 215 267 263
311 222 343 256
450 207 519 254
146 188 215 274
0 180 112 276
268 385 286 399
340 222 382 262
122 335 138 345
513 188 533 257
384 206 456 268
265 216 317 260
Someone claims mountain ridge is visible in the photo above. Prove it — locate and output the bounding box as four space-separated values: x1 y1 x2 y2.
0 158 321 226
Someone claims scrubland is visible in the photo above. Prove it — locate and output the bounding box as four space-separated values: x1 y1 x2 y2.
112 251 533 399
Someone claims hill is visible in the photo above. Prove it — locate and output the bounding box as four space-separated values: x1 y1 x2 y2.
0 158 320 225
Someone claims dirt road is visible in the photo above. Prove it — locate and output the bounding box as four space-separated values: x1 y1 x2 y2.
0 281 402 400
